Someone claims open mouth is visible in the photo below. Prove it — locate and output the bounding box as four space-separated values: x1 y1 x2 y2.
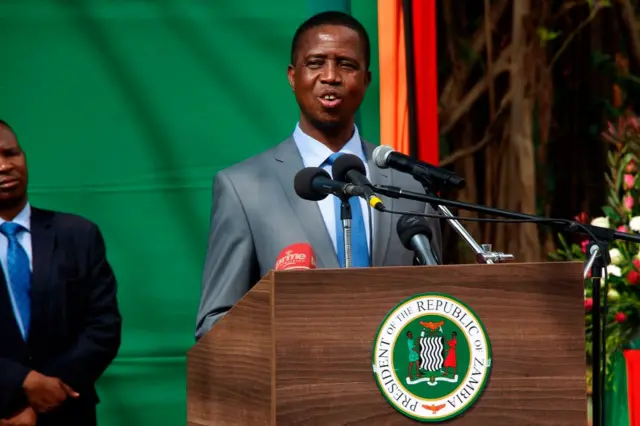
318 94 342 108
0 179 19 189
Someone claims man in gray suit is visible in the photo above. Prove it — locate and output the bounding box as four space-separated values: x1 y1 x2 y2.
195 11 442 340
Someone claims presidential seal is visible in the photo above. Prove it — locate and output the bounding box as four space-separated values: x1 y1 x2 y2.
372 293 492 422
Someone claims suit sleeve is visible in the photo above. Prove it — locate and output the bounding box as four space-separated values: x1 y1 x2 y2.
40 224 122 392
425 203 444 264
0 358 30 418
195 170 259 340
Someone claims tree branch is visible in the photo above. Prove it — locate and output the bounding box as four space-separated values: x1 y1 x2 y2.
440 91 512 167
484 0 496 120
440 0 509 107
619 0 640 72
547 6 599 71
439 45 512 135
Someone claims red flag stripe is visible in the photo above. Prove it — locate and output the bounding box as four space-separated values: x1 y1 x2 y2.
625 349 640 426
411 0 439 165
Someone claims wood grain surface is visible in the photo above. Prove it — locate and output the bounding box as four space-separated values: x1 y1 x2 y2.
187 273 274 426
187 262 587 425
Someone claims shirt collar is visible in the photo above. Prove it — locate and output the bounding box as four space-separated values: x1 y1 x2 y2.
293 123 367 168
0 202 31 232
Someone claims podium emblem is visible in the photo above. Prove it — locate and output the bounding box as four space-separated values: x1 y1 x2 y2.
372 293 492 422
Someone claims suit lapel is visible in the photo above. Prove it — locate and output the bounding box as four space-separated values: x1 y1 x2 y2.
28 207 55 346
363 143 393 266
273 138 340 269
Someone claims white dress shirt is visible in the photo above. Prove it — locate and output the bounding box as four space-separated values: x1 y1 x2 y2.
292 124 373 254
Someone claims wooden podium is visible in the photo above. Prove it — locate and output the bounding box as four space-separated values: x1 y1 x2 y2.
187 262 587 425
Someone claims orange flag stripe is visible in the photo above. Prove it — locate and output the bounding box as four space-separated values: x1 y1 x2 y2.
377 0 409 155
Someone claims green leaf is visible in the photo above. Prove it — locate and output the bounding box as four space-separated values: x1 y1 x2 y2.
605 174 616 190
536 27 561 46
602 205 621 221
609 193 620 206
571 245 584 258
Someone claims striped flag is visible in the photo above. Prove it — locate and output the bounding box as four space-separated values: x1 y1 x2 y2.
378 0 439 164
624 349 640 425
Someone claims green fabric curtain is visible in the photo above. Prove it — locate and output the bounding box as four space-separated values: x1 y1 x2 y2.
0 1 378 425
308 0 351 15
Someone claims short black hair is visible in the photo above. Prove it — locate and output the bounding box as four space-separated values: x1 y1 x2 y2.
290 11 371 70
0 120 12 131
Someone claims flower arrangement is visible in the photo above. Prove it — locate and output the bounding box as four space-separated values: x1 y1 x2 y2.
549 112 640 386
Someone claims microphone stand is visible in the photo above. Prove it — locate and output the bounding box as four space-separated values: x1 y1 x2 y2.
584 242 609 426
372 184 634 426
339 197 353 268
420 185 514 264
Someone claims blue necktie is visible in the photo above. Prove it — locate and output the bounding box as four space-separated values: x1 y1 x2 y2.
0 222 31 340
326 152 371 267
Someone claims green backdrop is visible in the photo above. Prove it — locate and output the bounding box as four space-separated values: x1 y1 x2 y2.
0 1 378 424
3 1 634 425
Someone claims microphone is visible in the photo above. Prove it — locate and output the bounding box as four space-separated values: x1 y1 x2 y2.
274 243 317 270
373 145 465 190
331 154 386 211
396 214 440 266
294 167 366 201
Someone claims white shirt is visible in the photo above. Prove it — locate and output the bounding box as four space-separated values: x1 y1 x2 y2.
293 124 373 254
0 202 33 339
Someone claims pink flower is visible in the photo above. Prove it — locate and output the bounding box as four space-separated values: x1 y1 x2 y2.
628 270 640 285
634 258 640 269
624 174 635 189
624 194 634 210
618 225 629 232
627 160 637 173
585 298 593 311
581 240 589 254
615 312 627 323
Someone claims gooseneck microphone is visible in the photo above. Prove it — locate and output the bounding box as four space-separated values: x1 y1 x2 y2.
294 167 365 201
331 154 386 211
396 214 440 266
373 145 465 190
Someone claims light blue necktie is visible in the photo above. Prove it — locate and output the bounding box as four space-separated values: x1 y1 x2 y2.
326 152 371 267
0 222 31 340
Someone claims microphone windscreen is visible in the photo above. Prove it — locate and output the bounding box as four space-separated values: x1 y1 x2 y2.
331 153 367 182
294 167 331 201
372 145 394 168
274 243 317 270
396 214 433 250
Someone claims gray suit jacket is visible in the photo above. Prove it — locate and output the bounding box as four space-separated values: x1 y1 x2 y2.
195 136 442 339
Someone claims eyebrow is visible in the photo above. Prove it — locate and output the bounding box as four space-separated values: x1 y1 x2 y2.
304 53 361 63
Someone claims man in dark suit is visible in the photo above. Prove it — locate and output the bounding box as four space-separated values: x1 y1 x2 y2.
195 12 442 339
0 120 121 426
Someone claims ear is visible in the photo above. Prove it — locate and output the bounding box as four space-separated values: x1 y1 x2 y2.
364 69 372 88
287 64 296 92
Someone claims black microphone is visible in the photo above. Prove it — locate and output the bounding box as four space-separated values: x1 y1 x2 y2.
373 145 465 190
294 167 365 201
331 154 386 211
396 214 440 266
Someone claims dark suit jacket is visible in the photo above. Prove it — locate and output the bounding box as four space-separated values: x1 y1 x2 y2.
0 207 121 424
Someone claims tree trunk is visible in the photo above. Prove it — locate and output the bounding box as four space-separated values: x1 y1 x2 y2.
505 0 539 261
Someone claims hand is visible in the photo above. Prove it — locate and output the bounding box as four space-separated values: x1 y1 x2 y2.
0 406 36 426
22 371 79 412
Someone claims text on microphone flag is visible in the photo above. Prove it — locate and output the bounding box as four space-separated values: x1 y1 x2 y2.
274 242 317 270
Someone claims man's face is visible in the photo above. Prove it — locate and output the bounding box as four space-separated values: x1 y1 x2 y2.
288 24 371 131
0 125 28 206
